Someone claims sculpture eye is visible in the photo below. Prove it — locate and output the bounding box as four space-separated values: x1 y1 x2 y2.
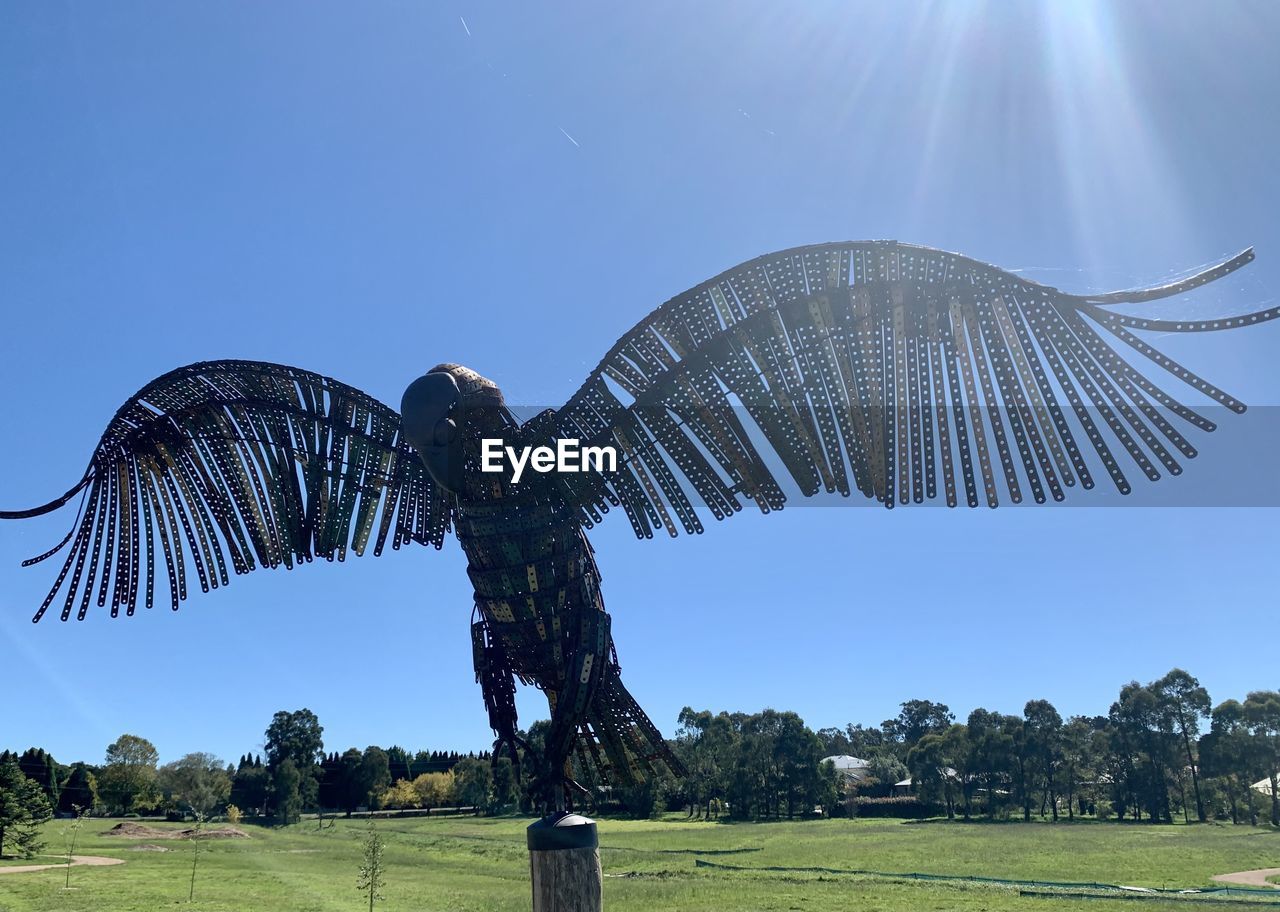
433 417 457 447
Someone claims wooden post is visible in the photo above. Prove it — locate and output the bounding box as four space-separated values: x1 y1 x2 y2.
527 812 602 912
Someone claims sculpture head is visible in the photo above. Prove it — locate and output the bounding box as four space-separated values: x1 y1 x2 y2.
401 364 504 492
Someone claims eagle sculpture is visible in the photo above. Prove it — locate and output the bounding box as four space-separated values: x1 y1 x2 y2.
3 241 1275 810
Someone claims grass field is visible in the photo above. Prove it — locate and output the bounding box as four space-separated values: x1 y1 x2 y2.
2 815 1279 912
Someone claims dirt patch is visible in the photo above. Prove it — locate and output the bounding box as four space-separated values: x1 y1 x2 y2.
184 826 250 839
1212 868 1280 889
103 822 172 839
0 855 124 875
103 822 249 840
129 844 170 852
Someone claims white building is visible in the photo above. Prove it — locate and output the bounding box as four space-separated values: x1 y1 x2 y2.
821 755 872 783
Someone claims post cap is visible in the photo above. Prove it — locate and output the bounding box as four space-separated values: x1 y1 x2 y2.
527 811 598 851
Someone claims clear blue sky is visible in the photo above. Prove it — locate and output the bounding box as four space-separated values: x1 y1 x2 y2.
2 2 1277 768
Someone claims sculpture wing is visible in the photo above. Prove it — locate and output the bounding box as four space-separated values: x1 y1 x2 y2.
549 241 1276 538
2 360 450 621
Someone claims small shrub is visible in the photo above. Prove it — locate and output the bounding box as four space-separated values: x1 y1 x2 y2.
61 805 90 888
226 804 243 825
187 810 205 902
357 818 386 912
851 796 940 819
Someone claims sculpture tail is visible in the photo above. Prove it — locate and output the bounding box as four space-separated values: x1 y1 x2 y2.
575 667 686 787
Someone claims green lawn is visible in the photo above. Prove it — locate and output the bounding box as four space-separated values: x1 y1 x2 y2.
2 815 1278 912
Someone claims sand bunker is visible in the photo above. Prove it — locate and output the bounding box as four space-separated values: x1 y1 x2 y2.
1211 868 1280 889
0 855 124 875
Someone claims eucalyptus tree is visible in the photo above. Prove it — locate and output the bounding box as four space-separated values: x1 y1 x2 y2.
1242 691 1280 826
966 709 1015 818
1023 700 1064 820
1200 699 1260 825
1153 668 1211 822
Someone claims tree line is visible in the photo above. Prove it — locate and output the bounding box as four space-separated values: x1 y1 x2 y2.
665 669 1280 825
0 710 507 857
4 666 1279 857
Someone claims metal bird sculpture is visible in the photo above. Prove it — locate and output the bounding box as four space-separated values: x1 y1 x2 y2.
3 240 1276 809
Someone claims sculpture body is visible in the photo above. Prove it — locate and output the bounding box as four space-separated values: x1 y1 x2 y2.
436 366 678 804
4 240 1277 807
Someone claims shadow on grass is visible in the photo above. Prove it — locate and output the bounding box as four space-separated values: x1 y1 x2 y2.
902 815 1139 826
651 846 763 855
695 816 846 826
903 816 1280 830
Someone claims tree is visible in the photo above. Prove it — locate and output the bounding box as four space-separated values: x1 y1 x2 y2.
674 708 737 819
411 772 455 810
816 727 852 757
265 709 324 812
816 759 840 817
61 803 90 889
884 700 954 748
844 724 888 758
940 724 976 819
1201 700 1260 825
1059 717 1097 820
264 709 325 770
359 748 392 811
17 748 59 807
727 712 782 819
57 763 99 815
272 758 302 825
230 756 269 816
0 757 53 859
966 709 1014 818
720 709 828 820
770 711 826 819
158 753 231 817
1023 700 1063 820
187 810 206 902
517 721 552 813
299 763 320 813
318 752 343 809
907 729 960 819
381 779 419 810
356 818 386 912
1108 683 1175 822
386 746 413 785
491 756 519 812
100 734 160 814
865 754 908 800
617 770 671 819
452 757 493 813
1153 668 1211 822
816 723 888 759
1002 712 1036 822
338 748 367 814
1242 690 1280 826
